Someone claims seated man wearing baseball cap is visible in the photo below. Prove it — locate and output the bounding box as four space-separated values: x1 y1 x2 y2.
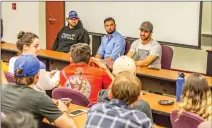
127 21 162 69
1 54 77 128
52 10 90 53
98 56 153 121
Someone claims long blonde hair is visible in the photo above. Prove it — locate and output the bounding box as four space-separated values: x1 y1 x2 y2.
178 73 212 120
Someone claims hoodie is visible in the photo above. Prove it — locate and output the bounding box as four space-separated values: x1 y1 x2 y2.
52 21 90 53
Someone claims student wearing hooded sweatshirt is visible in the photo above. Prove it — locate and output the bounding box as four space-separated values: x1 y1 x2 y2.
52 10 90 53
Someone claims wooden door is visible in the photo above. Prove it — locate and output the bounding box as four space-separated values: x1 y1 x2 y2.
46 1 65 50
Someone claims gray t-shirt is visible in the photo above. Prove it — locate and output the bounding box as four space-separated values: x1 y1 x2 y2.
130 39 162 69
1 83 63 123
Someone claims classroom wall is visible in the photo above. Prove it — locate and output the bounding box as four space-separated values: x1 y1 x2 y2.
1 2 211 74
202 2 212 35
1 2 46 48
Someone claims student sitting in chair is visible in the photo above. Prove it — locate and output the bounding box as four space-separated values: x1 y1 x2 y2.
127 21 162 69
98 56 153 121
59 43 113 102
8 31 60 93
2 54 77 128
85 71 153 128
178 73 212 120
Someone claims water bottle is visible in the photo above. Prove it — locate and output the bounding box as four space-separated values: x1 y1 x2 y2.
176 72 185 102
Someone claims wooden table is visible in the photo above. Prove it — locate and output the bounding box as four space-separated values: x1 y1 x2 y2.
1 42 211 95
43 92 174 128
1 42 70 71
43 103 88 128
206 49 212 76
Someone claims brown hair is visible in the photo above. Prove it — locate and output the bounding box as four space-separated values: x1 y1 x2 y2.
14 69 36 85
70 43 91 64
104 17 115 24
16 31 38 52
111 71 142 105
178 73 212 120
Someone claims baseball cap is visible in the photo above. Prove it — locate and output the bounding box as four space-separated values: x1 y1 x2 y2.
68 10 79 19
139 21 153 32
112 56 136 76
14 54 40 77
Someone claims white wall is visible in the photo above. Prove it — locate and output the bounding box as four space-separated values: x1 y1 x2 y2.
1 2 46 48
202 2 212 35
2 2 39 44
1 2 211 74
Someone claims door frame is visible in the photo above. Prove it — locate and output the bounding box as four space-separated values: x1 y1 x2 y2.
45 1 65 50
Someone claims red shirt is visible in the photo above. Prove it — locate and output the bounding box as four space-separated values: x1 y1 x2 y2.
60 63 112 102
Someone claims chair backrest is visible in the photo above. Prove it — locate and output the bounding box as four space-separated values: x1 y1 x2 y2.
161 45 173 70
4 71 15 83
124 39 135 55
52 88 90 107
170 110 204 128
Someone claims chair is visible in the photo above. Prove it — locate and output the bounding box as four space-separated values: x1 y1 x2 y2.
4 71 15 83
52 88 90 107
170 110 204 128
124 39 135 55
161 45 173 70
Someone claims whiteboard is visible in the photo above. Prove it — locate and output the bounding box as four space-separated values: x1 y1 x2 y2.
65 2 201 47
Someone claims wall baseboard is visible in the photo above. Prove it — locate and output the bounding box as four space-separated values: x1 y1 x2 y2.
171 68 206 76
201 33 212 38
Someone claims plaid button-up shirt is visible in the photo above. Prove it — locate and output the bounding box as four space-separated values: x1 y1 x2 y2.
85 99 153 128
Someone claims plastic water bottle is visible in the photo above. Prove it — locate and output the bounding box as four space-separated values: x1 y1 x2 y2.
176 72 185 102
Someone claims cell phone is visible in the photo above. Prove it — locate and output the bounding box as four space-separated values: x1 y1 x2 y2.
158 100 174 105
69 109 87 117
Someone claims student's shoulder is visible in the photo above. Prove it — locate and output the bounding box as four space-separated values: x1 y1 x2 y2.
115 31 125 38
88 102 106 112
131 109 149 118
9 56 18 63
151 39 161 47
131 39 141 45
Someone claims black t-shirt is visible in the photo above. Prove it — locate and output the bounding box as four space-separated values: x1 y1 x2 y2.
1 83 63 123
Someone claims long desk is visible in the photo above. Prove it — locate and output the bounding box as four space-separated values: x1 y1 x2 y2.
1 42 212 95
1 42 70 71
43 92 176 128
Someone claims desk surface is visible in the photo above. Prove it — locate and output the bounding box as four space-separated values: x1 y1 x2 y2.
43 92 173 128
43 103 88 128
1 42 211 86
1 42 70 62
136 67 212 86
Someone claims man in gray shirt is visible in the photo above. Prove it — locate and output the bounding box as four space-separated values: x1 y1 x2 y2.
2 54 77 128
127 21 162 69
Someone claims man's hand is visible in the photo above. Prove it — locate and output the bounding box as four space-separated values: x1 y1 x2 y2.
89 57 108 70
57 100 68 112
49 70 58 78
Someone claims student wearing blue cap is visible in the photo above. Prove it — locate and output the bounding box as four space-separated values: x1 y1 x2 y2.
2 54 77 128
8 31 60 93
52 10 90 53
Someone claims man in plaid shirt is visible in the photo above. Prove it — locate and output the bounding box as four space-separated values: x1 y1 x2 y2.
85 71 153 128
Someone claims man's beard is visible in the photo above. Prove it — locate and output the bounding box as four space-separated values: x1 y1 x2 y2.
107 30 115 35
141 36 150 41
69 23 77 28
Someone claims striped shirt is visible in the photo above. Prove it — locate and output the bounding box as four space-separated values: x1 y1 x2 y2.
85 99 153 128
